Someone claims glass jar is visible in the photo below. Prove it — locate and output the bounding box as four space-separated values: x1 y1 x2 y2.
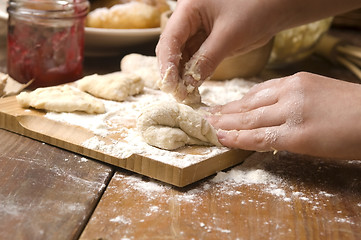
7 0 89 89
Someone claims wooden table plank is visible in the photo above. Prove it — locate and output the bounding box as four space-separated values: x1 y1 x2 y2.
79 152 361 240
0 129 114 240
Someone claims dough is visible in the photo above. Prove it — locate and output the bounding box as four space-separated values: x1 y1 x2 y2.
77 72 144 102
0 73 6 97
16 85 105 114
121 53 160 89
137 101 221 150
158 66 202 104
0 73 33 97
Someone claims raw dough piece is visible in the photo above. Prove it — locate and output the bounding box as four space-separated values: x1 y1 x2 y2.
0 73 6 96
158 66 202 104
121 53 160 89
0 72 32 97
16 85 105 114
137 101 221 150
77 72 144 101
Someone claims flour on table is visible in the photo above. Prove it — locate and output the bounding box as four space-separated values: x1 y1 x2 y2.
99 151 361 235
45 78 255 167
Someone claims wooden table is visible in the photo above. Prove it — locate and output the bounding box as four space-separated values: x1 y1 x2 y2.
0 28 361 240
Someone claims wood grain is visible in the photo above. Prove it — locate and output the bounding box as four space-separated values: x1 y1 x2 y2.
0 129 114 240
79 152 361 240
0 95 252 187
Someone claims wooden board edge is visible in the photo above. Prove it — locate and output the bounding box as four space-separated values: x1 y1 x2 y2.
0 97 252 187
0 110 187 186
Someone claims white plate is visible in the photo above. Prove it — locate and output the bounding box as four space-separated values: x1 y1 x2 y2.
84 26 161 56
0 1 176 56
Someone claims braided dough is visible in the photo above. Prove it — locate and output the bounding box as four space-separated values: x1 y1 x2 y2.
137 101 221 150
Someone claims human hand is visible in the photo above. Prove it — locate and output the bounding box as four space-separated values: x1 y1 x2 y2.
156 0 277 103
207 72 361 160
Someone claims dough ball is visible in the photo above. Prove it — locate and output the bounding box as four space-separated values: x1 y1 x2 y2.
137 101 221 150
121 53 160 89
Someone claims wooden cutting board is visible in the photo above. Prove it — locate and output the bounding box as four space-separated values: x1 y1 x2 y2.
0 95 251 187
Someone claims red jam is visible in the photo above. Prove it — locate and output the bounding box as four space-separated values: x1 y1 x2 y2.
7 1 89 89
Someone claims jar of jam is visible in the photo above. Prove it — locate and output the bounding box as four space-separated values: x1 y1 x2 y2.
7 0 89 89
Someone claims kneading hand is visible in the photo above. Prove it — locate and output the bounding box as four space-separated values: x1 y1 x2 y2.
156 0 277 102
207 72 361 160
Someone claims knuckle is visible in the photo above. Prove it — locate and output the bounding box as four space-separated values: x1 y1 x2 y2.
253 128 279 151
236 113 252 129
285 72 313 87
253 129 267 146
199 54 218 76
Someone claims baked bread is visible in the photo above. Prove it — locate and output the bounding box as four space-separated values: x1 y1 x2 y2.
87 0 170 29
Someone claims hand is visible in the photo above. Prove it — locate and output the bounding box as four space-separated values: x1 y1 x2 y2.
156 0 277 102
207 72 361 160
156 0 361 103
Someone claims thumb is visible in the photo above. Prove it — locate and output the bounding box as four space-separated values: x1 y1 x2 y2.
183 22 237 86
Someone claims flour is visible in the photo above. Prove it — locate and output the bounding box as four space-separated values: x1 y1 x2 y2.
212 168 281 185
45 78 255 168
199 78 256 106
110 216 132 224
98 151 361 238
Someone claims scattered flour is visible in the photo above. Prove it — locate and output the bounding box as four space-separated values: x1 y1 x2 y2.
79 157 88 163
110 216 132 225
101 151 361 236
122 174 169 194
45 79 255 168
212 168 281 185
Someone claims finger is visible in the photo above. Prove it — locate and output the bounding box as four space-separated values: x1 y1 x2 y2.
173 81 189 102
182 21 240 85
216 127 284 152
179 31 208 75
207 104 286 130
238 78 283 108
209 79 282 114
156 3 202 90
157 63 180 93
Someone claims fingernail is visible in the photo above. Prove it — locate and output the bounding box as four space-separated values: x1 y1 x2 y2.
216 129 227 140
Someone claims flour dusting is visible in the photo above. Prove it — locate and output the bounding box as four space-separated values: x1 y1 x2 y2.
45 79 255 167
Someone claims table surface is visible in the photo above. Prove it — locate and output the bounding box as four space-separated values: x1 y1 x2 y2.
0 27 361 240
